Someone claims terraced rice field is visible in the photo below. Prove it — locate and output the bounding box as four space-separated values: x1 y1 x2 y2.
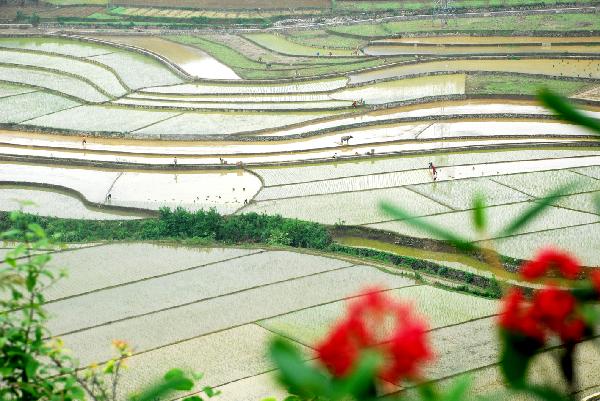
1 21 600 400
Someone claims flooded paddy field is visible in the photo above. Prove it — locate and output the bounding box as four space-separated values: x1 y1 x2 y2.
0 184 150 220
95 36 241 80
0 162 260 214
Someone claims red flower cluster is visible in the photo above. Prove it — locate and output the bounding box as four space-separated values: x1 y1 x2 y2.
499 286 586 343
315 289 433 383
520 248 581 280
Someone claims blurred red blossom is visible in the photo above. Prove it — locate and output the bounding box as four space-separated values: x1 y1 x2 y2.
499 285 586 344
520 248 581 280
499 288 545 342
315 288 433 383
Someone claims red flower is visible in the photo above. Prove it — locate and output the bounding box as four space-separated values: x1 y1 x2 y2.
591 270 600 295
380 313 431 382
315 318 367 377
315 289 433 383
557 318 586 343
531 286 576 332
499 286 586 344
499 288 545 342
520 248 581 280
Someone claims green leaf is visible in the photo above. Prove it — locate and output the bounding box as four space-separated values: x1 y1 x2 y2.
380 201 475 251
25 357 39 379
472 194 487 233
269 337 331 400
25 275 36 292
499 331 538 388
130 372 195 401
538 88 600 135
498 184 572 237
70 386 86 400
333 351 381 401
1 229 21 239
164 368 185 381
445 375 473 401
580 303 600 327
203 386 217 398
27 223 46 239
417 382 439 401
103 360 115 374
167 377 194 391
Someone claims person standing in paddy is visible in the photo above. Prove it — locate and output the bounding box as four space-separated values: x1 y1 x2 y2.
429 162 437 181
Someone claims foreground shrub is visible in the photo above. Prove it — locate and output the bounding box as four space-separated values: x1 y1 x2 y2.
0 214 217 401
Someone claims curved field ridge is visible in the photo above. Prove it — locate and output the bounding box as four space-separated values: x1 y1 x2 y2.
127 92 338 102
1 119 596 166
142 78 348 95
113 97 353 110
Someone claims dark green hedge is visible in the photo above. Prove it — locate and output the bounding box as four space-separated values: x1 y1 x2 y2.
0 208 331 249
327 243 503 298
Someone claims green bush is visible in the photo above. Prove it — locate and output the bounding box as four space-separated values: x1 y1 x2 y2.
0 208 332 250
